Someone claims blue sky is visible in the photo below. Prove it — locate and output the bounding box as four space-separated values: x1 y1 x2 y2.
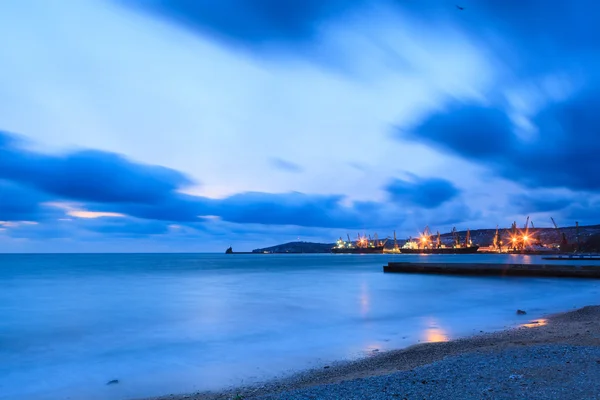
0 0 598 252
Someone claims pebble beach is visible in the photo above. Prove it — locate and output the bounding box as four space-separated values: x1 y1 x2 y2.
151 305 600 400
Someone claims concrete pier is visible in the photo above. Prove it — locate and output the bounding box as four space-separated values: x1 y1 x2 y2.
383 262 600 278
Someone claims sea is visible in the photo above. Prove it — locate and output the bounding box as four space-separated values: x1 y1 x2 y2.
2 253 600 400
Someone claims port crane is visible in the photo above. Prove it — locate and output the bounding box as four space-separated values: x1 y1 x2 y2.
451 227 460 247
550 217 569 250
492 226 503 251
576 221 581 251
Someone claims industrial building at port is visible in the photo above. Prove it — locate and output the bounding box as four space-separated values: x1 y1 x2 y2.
327 217 598 255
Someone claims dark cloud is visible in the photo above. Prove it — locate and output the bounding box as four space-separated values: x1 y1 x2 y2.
118 0 600 74
80 217 172 236
0 131 378 229
563 201 600 224
510 193 574 214
0 180 50 221
404 105 514 159
120 0 358 51
401 89 600 192
270 158 303 173
0 131 193 204
109 194 210 222
215 191 370 228
385 176 460 209
395 0 600 75
0 129 475 235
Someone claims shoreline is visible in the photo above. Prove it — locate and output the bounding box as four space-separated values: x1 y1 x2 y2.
145 305 600 400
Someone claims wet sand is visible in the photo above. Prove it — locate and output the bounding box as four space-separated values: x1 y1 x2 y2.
145 305 600 400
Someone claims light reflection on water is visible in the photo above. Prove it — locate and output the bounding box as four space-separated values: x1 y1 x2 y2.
422 317 449 343
359 280 370 317
521 318 549 328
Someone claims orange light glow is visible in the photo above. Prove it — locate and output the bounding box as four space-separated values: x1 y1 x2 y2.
521 319 548 328
421 237 428 243
425 328 449 343
421 317 449 343
512 237 517 242
523 236 529 241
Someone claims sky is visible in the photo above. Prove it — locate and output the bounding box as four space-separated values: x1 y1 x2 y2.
0 0 599 252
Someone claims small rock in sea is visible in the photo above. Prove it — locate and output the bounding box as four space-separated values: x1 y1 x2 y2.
509 374 523 380
106 379 119 385
516 309 527 315
324 366 330 369
372 349 379 352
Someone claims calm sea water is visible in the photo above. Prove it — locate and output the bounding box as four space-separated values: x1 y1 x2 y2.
2 253 600 400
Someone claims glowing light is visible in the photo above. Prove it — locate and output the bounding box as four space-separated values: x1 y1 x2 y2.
512 237 517 242
422 317 449 343
523 236 529 241
425 328 448 342
199 215 220 220
521 319 548 328
68 211 125 219
421 237 428 243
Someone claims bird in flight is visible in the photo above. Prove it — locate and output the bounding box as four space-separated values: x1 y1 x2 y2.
456 5 464 10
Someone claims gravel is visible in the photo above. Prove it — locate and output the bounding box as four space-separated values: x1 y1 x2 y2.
255 345 600 399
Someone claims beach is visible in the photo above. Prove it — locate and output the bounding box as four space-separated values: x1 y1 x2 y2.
155 305 600 400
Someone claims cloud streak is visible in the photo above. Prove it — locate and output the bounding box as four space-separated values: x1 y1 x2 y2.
0 130 457 231
270 158 303 173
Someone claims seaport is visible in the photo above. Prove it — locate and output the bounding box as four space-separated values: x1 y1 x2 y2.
233 218 600 256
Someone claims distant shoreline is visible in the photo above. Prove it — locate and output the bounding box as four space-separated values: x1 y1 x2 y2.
149 305 600 400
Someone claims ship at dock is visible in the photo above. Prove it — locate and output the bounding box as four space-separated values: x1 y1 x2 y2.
331 233 387 254
399 226 480 254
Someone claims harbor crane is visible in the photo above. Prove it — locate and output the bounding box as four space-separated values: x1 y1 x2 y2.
493 226 503 251
452 227 460 247
550 217 569 250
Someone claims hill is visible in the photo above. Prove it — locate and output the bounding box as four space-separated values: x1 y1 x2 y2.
252 241 335 253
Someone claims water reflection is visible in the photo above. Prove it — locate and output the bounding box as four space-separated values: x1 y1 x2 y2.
359 280 370 317
520 318 548 328
422 317 449 342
